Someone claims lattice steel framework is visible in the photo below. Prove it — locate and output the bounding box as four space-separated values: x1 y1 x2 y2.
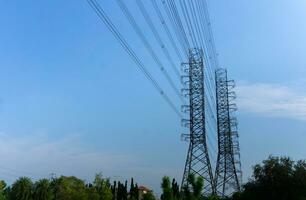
181 48 214 195
214 68 242 197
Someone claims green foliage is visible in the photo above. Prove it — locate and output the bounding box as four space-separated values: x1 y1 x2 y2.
116 181 127 200
11 177 33 200
0 181 6 191
171 179 180 200
2 174 142 200
93 173 113 200
160 177 180 200
52 176 87 200
161 176 173 200
85 184 99 200
188 174 203 199
181 174 205 200
236 156 306 200
201 195 220 200
0 180 6 200
129 178 139 200
143 191 155 200
0 193 5 200
33 179 53 200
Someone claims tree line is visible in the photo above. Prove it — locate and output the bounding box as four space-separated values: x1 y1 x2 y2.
0 173 150 200
1 156 306 200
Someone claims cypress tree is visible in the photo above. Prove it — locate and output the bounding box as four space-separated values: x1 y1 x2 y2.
112 181 117 200
172 179 180 200
134 184 139 200
124 181 128 200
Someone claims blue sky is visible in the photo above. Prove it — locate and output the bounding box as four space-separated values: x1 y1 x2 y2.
0 0 306 194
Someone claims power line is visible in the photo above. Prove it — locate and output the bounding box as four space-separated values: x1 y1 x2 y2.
150 0 185 63
181 0 217 101
162 0 190 53
195 1 218 96
188 0 205 48
189 0 216 85
86 0 182 117
115 0 184 103
198 0 219 70
178 0 200 48
136 0 181 78
165 0 217 119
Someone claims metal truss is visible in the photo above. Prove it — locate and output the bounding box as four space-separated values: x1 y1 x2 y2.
214 68 242 197
181 48 215 195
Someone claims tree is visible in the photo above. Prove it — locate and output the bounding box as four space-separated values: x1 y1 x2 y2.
117 181 128 200
134 184 139 200
237 156 306 200
129 178 139 200
143 192 155 200
51 176 87 200
161 177 173 200
93 173 112 200
293 160 306 198
0 181 6 200
187 174 203 199
172 179 180 200
85 184 99 200
33 179 53 200
10 177 33 200
181 174 205 200
111 181 116 200
160 177 182 200
124 181 128 200
50 177 61 200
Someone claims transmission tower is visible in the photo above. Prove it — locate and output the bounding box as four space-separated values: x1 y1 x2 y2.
181 48 215 195
214 68 242 197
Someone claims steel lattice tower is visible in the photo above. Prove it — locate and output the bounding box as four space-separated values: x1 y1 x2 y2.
181 48 214 195
214 68 242 197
